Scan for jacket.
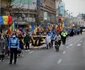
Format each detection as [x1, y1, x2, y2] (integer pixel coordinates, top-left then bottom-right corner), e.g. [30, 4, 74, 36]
[61, 31, 67, 37]
[45, 35, 51, 44]
[8, 38, 20, 49]
[0, 38, 7, 53]
[24, 34, 31, 43]
[55, 35, 61, 42]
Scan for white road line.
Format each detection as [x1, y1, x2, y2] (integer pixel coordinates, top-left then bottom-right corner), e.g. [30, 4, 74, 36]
[57, 59, 62, 64]
[66, 46, 69, 48]
[69, 44, 73, 46]
[29, 51, 34, 54]
[63, 51, 66, 54]
[77, 44, 81, 46]
[80, 41, 82, 42]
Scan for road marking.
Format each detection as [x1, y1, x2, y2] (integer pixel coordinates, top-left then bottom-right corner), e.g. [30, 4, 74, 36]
[29, 51, 34, 54]
[63, 51, 66, 54]
[80, 41, 82, 42]
[77, 44, 81, 46]
[66, 46, 69, 48]
[57, 59, 62, 64]
[69, 44, 73, 46]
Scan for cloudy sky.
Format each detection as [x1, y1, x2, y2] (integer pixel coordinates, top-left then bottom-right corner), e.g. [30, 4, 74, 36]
[63, 0, 85, 17]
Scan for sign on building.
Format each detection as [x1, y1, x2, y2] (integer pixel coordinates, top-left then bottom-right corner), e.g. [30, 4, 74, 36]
[12, 0, 37, 10]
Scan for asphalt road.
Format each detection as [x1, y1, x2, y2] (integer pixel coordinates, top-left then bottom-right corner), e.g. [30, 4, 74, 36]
[0, 33, 85, 70]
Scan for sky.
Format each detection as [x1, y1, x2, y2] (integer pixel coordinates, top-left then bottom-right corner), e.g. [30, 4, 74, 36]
[63, 0, 85, 17]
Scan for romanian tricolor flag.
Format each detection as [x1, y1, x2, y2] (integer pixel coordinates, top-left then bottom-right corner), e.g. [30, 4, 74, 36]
[0, 16, 12, 25]
[8, 23, 15, 35]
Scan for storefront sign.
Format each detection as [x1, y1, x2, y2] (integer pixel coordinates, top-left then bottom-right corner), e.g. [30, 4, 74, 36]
[12, 0, 37, 10]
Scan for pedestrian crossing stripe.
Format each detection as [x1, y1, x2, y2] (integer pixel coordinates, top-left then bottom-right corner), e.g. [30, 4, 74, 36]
[77, 44, 81, 46]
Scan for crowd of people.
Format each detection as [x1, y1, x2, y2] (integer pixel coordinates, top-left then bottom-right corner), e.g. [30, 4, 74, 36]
[0, 20, 83, 64]
[0, 30, 31, 64]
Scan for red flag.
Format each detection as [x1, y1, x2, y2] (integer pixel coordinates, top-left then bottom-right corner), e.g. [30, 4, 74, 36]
[57, 27, 62, 33]
[8, 28, 12, 35]
[8, 16, 12, 25]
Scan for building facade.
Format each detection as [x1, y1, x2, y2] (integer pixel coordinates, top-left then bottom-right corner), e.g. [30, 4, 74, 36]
[39, 0, 56, 24]
[76, 14, 85, 27]
[11, 0, 38, 25]
[0, 0, 56, 25]
[0, 0, 12, 15]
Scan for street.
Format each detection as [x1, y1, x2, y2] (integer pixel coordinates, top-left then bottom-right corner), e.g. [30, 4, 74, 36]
[0, 33, 85, 70]
[1, 0, 85, 70]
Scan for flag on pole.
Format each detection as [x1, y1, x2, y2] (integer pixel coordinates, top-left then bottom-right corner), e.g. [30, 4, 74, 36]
[0, 16, 13, 25]
[8, 23, 15, 35]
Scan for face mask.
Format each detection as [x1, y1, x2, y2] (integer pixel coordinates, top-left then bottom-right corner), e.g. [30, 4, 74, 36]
[12, 35, 16, 38]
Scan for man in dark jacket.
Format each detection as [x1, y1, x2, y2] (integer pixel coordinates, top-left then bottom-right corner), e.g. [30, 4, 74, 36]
[24, 32, 31, 51]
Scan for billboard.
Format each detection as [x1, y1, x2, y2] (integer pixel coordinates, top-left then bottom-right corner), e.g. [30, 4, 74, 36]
[11, 0, 37, 10]
[59, 2, 65, 16]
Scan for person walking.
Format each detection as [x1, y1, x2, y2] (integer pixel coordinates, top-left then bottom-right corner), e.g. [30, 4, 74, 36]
[8, 34, 20, 64]
[24, 32, 31, 51]
[18, 34, 24, 56]
[45, 33, 51, 49]
[51, 31, 56, 48]
[61, 29, 68, 45]
[0, 33, 7, 61]
[80, 28, 82, 34]
[54, 32, 61, 51]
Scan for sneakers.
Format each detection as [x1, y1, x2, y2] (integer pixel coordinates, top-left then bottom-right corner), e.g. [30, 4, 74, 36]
[25, 50, 30, 52]
[2, 60, 4, 62]
[0, 60, 4, 62]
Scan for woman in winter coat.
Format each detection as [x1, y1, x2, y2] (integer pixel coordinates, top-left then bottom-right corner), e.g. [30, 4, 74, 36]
[0, 34, 7, 61]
